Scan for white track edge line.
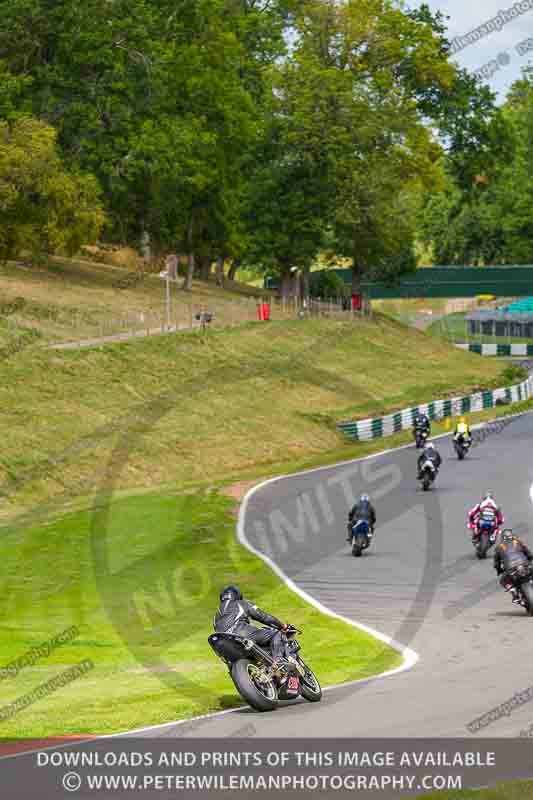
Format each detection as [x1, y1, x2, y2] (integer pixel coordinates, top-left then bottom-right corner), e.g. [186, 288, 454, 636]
[10, 408, 532, 755]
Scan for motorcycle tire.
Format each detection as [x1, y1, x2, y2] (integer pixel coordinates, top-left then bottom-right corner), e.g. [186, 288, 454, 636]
[521, 582, 533, 616]
[476, 536, 490, 559]
[231, 658, 278, 711]
[297, 659, 322, 703]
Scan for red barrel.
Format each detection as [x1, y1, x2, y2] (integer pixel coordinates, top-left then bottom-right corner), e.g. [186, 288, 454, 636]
[257, 303, 271, 321]
[351, 293, 362, 311]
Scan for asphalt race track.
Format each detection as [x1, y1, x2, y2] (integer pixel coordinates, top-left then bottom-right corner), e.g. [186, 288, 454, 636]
[148, 413, 533, 739]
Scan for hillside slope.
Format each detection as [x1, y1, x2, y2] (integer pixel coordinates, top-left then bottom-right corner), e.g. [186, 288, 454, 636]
[0, 315, 503, 519]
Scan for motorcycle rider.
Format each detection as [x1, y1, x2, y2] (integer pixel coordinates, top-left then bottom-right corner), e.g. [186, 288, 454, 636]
[413, 411, 431, 442]
[214, 586, 291, 673]
[346, 493, 376, 543]
[468, 492, 504, 542]
[453, 417, 473, 448]
[493, 530, 533, 604]
[417, 441, 442, 479]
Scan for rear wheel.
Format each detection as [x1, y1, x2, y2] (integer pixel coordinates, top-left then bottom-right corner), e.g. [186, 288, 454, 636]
[298, 660, 322, 702]
[521, 582, 533, 616]
[422, 476, 431, 491]
[352, 536, 365, 557]
[231, 659, 278, 711]
[477, 536, 490, 559]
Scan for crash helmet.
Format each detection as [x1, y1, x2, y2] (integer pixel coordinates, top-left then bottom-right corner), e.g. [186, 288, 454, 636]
[219, 585, 242, 602]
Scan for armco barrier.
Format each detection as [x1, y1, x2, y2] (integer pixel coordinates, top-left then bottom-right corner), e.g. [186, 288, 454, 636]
[337, 376, 533, 441]
[456, 343, 533, 357]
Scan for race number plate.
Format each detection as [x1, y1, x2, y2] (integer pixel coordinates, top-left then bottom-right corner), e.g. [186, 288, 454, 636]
[287, 676, 300, 695]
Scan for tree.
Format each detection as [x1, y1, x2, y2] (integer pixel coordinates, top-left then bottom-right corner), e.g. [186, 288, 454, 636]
[271, 0, 451, 293]
[0, 117, 105, 263]
[420, 69, 533, 266]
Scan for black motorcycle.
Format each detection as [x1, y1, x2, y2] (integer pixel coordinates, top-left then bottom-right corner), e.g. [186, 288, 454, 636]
[419, 459, 437, 491]
[208, 625, 322, 712]
[505, 563, 533, 616]
[414, 428, 429, 449]
[453, 434, 471, 461]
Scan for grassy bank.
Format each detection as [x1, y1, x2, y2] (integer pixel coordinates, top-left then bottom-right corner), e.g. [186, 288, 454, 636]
[0, 258, 273, 343]
[0, 316, 504, 519]
[0, 488, 400, 737]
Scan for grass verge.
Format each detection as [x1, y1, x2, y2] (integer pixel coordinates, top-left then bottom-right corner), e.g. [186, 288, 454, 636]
[0, 488, 400, 737]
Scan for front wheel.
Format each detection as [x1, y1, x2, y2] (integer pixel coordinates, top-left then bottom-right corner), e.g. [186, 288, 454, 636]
[231, 659, 278, 711]
[521, 582, 533, 616]
[298, 660, 322, 703]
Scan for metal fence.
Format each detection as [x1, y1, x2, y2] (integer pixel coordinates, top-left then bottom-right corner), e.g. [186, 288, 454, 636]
[45, 292, 372, 349]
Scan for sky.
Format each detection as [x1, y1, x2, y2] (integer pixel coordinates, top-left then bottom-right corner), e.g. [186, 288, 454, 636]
[412, 0, 533, 100]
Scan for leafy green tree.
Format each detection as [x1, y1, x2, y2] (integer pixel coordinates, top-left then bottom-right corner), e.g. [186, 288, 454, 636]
[0, 117, 105, 263]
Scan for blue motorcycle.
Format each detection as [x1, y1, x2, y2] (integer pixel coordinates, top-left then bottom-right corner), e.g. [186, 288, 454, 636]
[350, 518, 372, 557]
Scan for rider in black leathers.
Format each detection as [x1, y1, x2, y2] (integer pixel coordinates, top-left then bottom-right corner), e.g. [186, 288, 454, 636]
[214, 586, 289, 667]
[347, 494, 376, 542]
[413, 412, 431, 436]
[417, 442, 442, 479]
[494, 530, 533, 603]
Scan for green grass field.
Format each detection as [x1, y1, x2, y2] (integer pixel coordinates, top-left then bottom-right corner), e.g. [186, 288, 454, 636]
[0, 488, 400, 737]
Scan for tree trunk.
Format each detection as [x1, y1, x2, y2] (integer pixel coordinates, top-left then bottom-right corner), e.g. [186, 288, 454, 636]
[227, 258, 240, 281]
[352, 253, 364, 294]
[198, 255, 212, 282]
[215, 255, 225, 287]
[301, 265, 310, 301]
[280, 269, 294, 299]
[183, 212, 196, 291]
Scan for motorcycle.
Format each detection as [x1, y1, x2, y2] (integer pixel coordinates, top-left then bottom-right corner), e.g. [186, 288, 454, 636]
[419, 459, 437, 491]
[208, 625, 322, 712]
[349, 518, 372, 557]
[503, 563, 533, 616]
[453, 434, 472, 461]
[414, 428, 429, 449]
[472, 518, 498, 559]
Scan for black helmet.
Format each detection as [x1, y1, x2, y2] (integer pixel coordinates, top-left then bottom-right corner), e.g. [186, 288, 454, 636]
[502, 529, 514, 543]
[220, 585, 242, 601]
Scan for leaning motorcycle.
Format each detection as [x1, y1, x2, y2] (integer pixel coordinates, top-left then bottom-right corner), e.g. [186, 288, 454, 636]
[453, 434, 471, 461]
[414, 428, 429, 449]
[419, 459, 436, 491]
[208, 625, 322, 712]
[503, 563, 533, 616]
[472, 518, 498, 559]
[349, 518, 371, 557]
